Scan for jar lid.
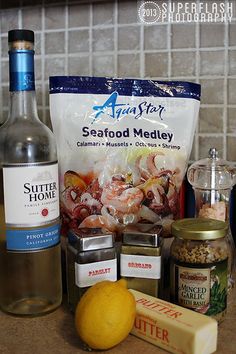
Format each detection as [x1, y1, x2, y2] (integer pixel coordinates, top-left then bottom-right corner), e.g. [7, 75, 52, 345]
[122, 224, 162, 247]
[187, 148, 236, 190]
[68, 228, 115, 251]
[171, 218, 228, 240]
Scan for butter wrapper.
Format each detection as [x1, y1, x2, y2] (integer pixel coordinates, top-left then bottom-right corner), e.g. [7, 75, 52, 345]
[130, 289, 217, 354]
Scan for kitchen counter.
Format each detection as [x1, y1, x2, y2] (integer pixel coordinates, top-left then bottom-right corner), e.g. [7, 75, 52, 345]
[0, 288, 235, 354]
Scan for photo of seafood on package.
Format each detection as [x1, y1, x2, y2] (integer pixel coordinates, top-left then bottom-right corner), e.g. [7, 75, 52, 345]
[49, 77, 201, 237]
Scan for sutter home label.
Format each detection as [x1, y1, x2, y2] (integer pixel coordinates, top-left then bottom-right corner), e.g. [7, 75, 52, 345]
[3, 163, 59, 225]
[3, 162, 60, 251]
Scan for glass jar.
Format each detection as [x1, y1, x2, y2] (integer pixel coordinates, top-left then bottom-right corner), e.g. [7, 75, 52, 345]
[66, 227, 117, 312]
[170, 218, 229, 322]
[187, 148, 236, 290]
[120, 224, 162, 297]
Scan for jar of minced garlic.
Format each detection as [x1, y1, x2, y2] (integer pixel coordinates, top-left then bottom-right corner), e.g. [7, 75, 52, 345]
[170, 218, 229, 322]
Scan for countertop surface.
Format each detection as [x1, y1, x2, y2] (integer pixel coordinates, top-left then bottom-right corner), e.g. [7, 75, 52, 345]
[0, 288, 235, 354]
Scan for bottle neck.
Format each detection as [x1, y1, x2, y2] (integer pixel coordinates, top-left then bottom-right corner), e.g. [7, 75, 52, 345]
[9, 48, 35, 92]
[8, 91, 38, 121]
[8, 46, 38, 121]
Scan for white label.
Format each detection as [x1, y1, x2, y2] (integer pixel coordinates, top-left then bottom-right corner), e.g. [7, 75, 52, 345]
[120, 254, 161, 279]
[50, 92, 200, 183]
[3, 163, 59, 226]
[75, 258, 117, 288]
[177, 265, 211, 309]
[50, 93, 199, 162]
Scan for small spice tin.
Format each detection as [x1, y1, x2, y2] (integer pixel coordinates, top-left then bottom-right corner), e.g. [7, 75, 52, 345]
[120, 224, 162, 297]
[66, 228, 117, 312]
[170, 218, 229, 322]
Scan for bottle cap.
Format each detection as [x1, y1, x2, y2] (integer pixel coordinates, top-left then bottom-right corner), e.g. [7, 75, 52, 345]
[68, 228, 115, 251]
[122, 224, 162, 247]
[171, 218, 228, 240]
[8, 29, 34, 43]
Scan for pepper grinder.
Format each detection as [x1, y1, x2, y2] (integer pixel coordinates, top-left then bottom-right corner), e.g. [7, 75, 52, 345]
[187, 148, 236, 290]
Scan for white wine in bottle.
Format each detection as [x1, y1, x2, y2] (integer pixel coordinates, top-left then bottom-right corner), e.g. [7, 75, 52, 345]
[0, 29, 62, 316]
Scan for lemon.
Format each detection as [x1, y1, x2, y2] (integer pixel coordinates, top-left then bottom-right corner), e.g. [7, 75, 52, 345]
[75, 279, 136, 350]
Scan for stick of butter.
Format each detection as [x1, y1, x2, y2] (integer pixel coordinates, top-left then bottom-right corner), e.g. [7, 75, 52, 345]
[130, 289, 218, 354]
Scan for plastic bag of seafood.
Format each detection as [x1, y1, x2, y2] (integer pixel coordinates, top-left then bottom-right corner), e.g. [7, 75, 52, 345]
[49, 77, 201, 237]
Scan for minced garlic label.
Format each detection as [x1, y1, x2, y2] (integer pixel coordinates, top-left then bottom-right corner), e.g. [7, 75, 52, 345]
[177, 265, 210, 308]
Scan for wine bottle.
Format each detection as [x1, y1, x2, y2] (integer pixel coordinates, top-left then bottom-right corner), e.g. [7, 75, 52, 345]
[0, 29, 62, 316]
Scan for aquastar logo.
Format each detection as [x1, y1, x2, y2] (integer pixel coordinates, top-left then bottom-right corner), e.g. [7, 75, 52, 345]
[92, 91, 165, 121]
